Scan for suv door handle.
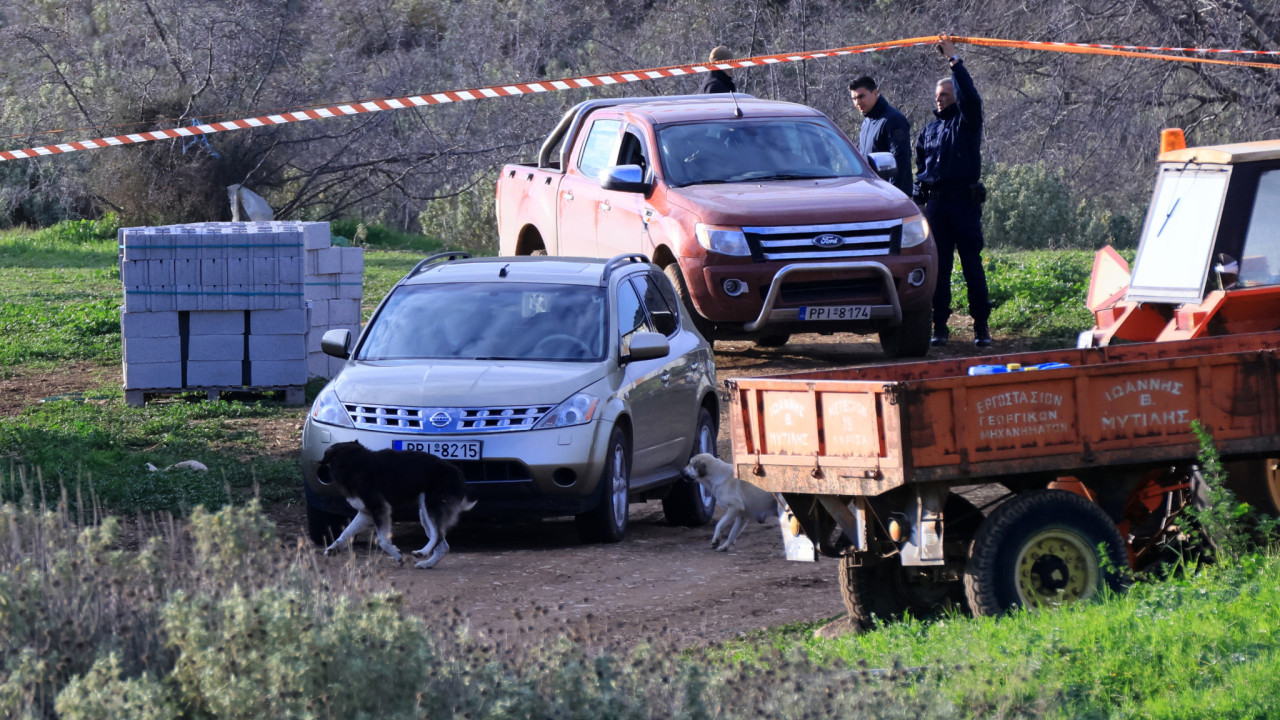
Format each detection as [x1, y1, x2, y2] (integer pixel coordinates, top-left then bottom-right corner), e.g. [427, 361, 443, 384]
[661, 372, 671, 385]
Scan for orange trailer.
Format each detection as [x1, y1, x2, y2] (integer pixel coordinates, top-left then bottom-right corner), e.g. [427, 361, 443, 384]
[728, 332, 1280, 626]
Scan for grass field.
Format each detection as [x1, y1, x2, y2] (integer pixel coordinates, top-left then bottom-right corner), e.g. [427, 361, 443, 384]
[0, 220, 1276, 718]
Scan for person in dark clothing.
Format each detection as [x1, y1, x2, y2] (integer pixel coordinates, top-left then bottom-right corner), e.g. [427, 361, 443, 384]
[699, 46, 736, 94]
[849, 76, 912, 196]
[914, 34, 992, 347]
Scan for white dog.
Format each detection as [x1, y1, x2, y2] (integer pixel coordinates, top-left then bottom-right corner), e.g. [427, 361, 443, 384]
[682, 453, 778, 551]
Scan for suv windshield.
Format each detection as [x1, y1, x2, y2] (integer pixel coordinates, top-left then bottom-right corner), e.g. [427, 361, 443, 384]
[658, 119, 866, 187]
[359, 282, 607, 361]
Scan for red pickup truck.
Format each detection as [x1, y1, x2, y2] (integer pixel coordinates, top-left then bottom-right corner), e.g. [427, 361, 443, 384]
[495, 95, 937, 357]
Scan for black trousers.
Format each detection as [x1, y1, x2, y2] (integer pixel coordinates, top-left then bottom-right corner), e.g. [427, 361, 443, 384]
[926, 196, 990, 331]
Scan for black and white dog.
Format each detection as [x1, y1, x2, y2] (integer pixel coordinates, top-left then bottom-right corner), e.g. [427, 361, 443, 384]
[317, 441, 476, 569]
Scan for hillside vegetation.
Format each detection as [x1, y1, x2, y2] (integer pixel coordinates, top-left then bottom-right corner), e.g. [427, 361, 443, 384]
[2, 0, 1276, 249]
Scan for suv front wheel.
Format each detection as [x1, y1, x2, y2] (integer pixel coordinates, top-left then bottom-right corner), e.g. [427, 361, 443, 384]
[576, 426, 631, 543]
[663, 407, 717, 526]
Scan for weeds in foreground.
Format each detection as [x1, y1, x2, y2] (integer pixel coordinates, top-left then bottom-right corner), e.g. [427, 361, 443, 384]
[0, 489, 970, 720]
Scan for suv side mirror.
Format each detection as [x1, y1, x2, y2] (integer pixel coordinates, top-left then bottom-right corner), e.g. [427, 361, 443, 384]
[623, 332, 669, 362]
[321, 329, 353, 359]
[868, 152, 897, 182]
[600, 164, 650, 194]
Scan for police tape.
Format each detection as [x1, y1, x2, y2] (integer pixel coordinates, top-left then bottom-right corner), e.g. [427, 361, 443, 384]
[2, 34, 1277, 163]
[958, 35, 1280, 69]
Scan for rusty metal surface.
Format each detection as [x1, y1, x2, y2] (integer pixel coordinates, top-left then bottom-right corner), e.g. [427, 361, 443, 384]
[727, 330, 1280, 497]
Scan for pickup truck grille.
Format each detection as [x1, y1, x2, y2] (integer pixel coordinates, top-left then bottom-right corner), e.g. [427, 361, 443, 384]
[742, 219, 901, 262]
[344, 403, 554, 433]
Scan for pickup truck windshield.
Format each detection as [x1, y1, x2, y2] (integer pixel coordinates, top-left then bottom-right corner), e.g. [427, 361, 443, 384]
[658, 119, 866, 187]
[359, 283, 607, 361]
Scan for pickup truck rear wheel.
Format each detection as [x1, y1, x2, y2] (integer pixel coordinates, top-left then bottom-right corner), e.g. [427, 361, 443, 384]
[879, 308, 932, 359]
[576, 426, 631, 543]
[663, 264, 716, 342]
[663, 407, 717, 527]
[963, 489, 1129, 616]
[754, 333, 790, 348]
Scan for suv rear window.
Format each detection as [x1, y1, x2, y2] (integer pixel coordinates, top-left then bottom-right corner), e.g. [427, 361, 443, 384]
[359, 282, 607, 361]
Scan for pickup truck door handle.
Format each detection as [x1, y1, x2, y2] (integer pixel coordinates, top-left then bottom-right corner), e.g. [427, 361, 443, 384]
[599, 200, 611, 212]
[563, 190, 574, 201]
[642, 209, 655, 225]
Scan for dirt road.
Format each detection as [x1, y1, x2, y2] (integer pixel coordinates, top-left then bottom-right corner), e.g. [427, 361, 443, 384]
[282, 331, 1028, 645]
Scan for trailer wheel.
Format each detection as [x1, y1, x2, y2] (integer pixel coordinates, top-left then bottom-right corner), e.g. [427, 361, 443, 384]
[839, 556, 961, 630]
[963, 489, 1129, 616]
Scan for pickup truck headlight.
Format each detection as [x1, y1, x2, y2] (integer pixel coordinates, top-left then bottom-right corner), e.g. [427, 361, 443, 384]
[901, 215, 930, 249]
[309, 385, 354, 428]
[533, 393, 600, 430]
[695, 224, 752, 257]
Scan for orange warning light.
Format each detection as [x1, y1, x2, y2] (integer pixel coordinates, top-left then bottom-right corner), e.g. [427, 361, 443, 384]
[1160, 128, 1187, 153]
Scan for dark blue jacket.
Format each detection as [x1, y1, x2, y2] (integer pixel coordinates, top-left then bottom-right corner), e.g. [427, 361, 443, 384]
[857, 95, 913, 195]
[699, 70, 736, 94]
[914, 60, 983, 195]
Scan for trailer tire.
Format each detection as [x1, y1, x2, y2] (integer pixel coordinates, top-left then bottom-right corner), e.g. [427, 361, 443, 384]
[963, 489, 1129, 616]
[838, 557, 964, 631]
[663, 263, 716, 342]
[879, 308, 932, 359]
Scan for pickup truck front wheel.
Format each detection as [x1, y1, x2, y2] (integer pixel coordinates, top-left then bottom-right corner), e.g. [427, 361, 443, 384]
[663, 264, 716, 342]
[878, 308, 931, 359]
[963, 489, 1129, 616]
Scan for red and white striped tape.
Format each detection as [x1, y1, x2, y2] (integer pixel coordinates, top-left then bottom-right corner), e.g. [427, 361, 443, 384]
[0, 37, 940, 162]
[3, 34, 1277, 162]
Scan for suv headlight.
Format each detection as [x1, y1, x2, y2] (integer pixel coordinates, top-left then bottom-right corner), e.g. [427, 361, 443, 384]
[533, 393, 599, 430]
[901, 215, 930, 249]
[695, 224, 751, 256]
[309, 385, 354, 428]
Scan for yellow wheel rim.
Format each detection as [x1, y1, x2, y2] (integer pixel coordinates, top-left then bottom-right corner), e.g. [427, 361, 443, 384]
[1013, 529, 1099, 608]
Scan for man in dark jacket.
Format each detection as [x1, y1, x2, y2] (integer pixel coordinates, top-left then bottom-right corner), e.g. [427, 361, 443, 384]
[914, 34, 992, 347]
[849, 76, 912, 195]
[699, 46, 736, 94]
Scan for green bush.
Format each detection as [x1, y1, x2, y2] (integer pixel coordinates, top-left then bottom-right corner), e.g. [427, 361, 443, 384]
[417, 176, 498, 256]
[983, 162, 1141, 250]
[328, 218, 443, 253]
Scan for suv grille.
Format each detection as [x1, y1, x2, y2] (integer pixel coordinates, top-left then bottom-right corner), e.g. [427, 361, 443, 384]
[743, 220, 902, 262]
[344, 403, 554, 434]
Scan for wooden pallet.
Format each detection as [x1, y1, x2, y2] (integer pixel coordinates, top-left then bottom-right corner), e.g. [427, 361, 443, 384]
[125, 385, 305, 407]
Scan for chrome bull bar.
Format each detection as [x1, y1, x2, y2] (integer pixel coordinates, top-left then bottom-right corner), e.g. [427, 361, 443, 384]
[742, 261, 902, 333]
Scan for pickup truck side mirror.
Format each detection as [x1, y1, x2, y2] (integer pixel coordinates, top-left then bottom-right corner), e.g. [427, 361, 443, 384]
[868, 152, 897, 182]
[321, 329, 353, 359]
[623, 331, 669, 362]
[600, 164, 650, 194]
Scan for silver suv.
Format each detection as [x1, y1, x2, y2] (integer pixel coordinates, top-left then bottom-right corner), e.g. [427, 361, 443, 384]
[301, 252, 720, 544]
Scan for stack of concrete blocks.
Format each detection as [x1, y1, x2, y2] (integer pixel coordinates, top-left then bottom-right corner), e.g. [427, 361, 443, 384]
[118, 221, 363, 406]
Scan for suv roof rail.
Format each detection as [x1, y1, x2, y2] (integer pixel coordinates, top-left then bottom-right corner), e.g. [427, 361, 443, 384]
[405, 251, 473, 280]
[601, 253, 650, 285]
[539, 93, 756, 169]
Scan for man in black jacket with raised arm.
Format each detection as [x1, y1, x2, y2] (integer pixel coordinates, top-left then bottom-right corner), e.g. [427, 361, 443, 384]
[914, 33, 992, 347]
